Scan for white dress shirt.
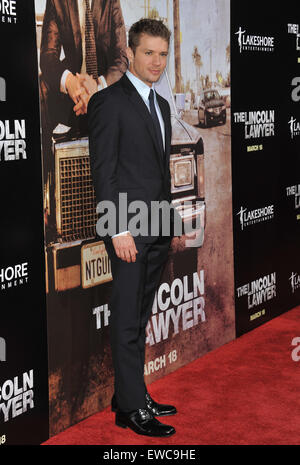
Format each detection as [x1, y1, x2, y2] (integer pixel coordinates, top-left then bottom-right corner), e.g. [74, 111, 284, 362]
[125, 69, 165, 150]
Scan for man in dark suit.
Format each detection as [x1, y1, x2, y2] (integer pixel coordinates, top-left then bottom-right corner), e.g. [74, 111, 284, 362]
[39, 0, 127, 139]
[88, 19, 177, 437]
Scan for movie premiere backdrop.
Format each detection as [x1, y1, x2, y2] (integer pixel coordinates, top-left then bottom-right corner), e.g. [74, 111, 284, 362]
[0, 0, 299, 445]
[34, 0, 234, 437]
[0, 0, 49, 444]
[231, 1, 300, 336]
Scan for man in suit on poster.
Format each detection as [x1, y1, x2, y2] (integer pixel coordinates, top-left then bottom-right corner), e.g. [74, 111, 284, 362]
[39, 0, 127, 146]
[88, 18, 178, 437]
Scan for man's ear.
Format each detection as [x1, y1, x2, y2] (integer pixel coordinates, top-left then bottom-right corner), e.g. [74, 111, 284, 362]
[126, 46, 134, 63]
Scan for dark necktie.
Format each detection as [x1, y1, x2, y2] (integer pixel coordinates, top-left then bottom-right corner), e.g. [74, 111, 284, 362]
[148, 88, 164, 158]
[85, 0, 98, 80]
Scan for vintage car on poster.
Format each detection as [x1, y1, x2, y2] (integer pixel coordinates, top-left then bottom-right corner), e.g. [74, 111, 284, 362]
[197, 88, 227, 127]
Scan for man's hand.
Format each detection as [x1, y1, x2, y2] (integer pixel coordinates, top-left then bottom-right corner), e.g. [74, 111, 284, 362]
[77, 73, 98, 96]
[65, 72, 82, 105]
[73, 90, 89, 116]
[72, 73, 98, 116]
[112, 232, 138, 263]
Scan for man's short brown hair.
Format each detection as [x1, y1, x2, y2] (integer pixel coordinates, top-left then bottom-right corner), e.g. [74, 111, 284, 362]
[128, 18, 171, 54]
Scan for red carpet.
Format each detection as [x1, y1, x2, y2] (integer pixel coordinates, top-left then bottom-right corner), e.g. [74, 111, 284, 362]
[44, 306, 300, 445]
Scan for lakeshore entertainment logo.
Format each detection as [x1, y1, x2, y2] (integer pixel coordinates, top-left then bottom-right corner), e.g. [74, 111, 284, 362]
[0, 0, 17, 24]
[236, 204, 274, 230]
[236, 272, 276, 310]
[0, 77, 5, 102]
[233, 110, 275, 139]
[0, 119, 27, 161]
[0, 262, 29, 291]
[289, 272, 300, 293]
[286, 184, 300, 210]
[287, 23, 300, 51]
[288, 116, 300, 139]
[0, 337, 5, 362]
[235, 27, 274, 53]
[0, 370, 34, 422]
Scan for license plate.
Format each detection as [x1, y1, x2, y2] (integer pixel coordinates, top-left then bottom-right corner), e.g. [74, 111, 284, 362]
[81, 241, 112, 288]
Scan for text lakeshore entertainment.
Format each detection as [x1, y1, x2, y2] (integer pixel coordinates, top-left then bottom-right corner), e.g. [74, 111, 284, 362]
[0, 0, 17, 24]
[235, 28, 274, 53]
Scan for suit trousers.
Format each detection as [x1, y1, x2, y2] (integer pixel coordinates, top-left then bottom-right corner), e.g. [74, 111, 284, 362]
[104, 234, 172, 412]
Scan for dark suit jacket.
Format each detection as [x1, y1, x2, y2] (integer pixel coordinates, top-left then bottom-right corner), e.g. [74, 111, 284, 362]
[40, 0, 128, 93]
[87, 73, 173, 243]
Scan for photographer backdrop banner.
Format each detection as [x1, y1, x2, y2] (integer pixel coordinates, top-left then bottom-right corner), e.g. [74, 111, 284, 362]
[34, 0, 234, 437]
[0, 0, 49, 445]
[231, 0, 300, 336]
[1, 0, 300, 444]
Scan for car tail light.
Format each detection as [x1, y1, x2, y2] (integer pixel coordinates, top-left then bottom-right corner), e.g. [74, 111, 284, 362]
[170, 153, 194, 193]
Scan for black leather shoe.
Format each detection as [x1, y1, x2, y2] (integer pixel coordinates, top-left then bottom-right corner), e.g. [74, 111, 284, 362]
[111, 392, 177, 416]
[145, 392, 177, 417]
[115, 408, 175, 437]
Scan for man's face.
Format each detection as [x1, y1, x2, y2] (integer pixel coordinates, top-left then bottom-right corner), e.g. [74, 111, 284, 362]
[127, 33, 169, 87]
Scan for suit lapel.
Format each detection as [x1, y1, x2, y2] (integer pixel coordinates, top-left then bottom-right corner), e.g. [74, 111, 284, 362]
[92, 0, 100, 32]
[121, 75, 165, 174]
[156, 94, 171, 171]
[67, 0, 82, 57]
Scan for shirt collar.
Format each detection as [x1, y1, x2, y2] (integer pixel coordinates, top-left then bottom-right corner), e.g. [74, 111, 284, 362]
[126, 70, 155, 102]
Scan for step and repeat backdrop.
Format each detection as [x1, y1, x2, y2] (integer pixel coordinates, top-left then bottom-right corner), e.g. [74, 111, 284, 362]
[0, 0, 299, 445]
[0, 0, 49, 445]
[231, 1, 300, 335]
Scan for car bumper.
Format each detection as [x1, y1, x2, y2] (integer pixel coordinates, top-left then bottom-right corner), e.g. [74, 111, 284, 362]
[172, 196, 206, 247]
[207, 110, 226, 122]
